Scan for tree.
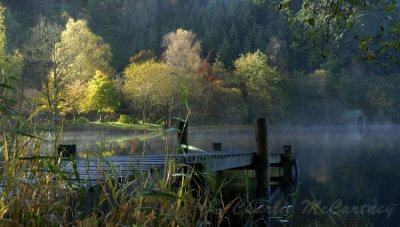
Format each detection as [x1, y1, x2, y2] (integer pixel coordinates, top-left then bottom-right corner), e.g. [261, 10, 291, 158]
[23, 17, 63, 127]
[162, 28, 202, 72]
[129, 50, 157, 64]
[59, 79, 86, 122]
[24, 17, 113, 125]
[0, 4, 23, 123]
[81, 71, 120, 121]
[23, 17, 62, 89]
[58, 18, 113, 82]
[123, 60, 178, 122]
[233, 50, 282, 120]
[280, 0, 400, 62]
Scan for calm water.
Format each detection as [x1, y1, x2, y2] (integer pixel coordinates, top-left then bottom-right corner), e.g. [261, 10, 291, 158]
[59, 125, 399, 226]
[273, 125, 400, 226]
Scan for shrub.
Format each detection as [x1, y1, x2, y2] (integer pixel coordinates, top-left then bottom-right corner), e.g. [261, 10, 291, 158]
[76, 116, 89, 124]
[117, 114, 137, 124]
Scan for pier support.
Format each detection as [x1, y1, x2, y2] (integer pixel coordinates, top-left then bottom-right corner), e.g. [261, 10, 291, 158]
[213, 142, 224, 193]
[254, 118, 270, 226]
[282, 145, 295, 199]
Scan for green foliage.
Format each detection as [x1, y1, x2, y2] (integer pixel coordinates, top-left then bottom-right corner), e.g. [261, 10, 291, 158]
[81, 70, 120, 120]
[76, 116, 89, 124]
[59, 79, 87, 121]
[58, 18, 113, 82]
[123, 60, 177, 122]
[117, 114, 137, 124]
[281, 0, 400, 64]
[0, 4, 5, 55]
[233, 50, 281, 120]
[204, 81, 248, 124]
[234, 50, 278, 90]
[129, 49, 157, 64]
[0, 4, 24, 125]
[281, 0, 368, 46]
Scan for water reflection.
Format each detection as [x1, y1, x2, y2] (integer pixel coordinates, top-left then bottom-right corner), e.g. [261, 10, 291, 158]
[282, 125, 400, 226]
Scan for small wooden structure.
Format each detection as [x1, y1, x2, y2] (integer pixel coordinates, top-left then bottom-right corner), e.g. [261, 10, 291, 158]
[343, 110, 366, 134]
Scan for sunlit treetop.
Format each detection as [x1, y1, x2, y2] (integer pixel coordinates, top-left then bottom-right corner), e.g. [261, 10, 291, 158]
[58, 18, 113, 82]
[162, 28, 202, 72]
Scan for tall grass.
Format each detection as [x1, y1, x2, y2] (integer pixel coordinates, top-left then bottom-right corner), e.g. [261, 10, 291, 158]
[0, 123, 76, 225]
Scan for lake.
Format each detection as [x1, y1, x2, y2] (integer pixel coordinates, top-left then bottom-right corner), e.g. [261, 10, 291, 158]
[56, 124, 399, 226]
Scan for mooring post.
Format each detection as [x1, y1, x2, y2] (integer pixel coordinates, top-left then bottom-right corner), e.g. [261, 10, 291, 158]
[282, 145, 294, 199]
[57, 144, 76, 158]
[177, 120, 188, 153]
[212, 142, 224, 193]
[212, 142, 222, 151]
[254, 118, 270, 226]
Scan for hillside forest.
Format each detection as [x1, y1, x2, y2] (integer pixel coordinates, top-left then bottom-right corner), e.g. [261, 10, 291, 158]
[1, 0, 400, 126]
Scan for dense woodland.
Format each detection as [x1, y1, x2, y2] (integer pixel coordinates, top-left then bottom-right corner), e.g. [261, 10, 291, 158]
[1, 0, 400, 126]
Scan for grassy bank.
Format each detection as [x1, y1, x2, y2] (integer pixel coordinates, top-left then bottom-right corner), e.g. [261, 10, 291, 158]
[64, 121, 163, 132]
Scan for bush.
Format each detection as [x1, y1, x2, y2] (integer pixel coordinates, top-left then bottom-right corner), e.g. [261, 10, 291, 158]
[76, 116, 89, 124]
[117, 114, 137, 124]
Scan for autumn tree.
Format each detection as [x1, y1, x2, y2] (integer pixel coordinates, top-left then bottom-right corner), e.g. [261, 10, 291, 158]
[123, 60, 178, 122]
[81, 71, 120, 121]
[24, 17, 113, 125]
[233, 50, 282, 120]
[59, 79, 86, 122]
[58, 18, 113, 82]
[161, 28, 206, 121]
[162, 28, 202, 73]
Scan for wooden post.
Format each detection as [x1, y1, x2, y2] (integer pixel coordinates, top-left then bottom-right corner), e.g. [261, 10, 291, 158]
[282, 145, 294, 199]
[177, 120, 188, 153]
[212, 142, 222, 151]
[213, 142, 223, 194]
[254, 118, 269, 226]
[58, 144, 76, 158]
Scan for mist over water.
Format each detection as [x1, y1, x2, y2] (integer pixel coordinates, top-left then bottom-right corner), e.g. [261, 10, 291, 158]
[58, 124, 400, 225]
[273, 124, 400, 225]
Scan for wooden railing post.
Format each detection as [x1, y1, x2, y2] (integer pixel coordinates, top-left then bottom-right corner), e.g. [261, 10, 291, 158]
[177, 120, 188, 153]
[282, 145, 294, 199]
[254, 118, 270, 226]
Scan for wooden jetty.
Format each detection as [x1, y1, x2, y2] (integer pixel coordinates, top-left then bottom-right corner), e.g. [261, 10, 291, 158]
[58, 118, 299, 225]
[59, 119, 298, 188]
